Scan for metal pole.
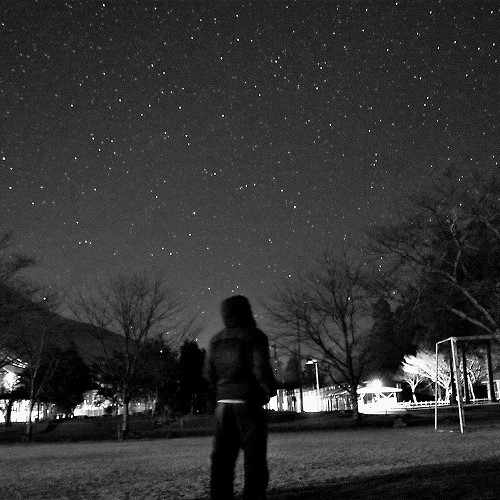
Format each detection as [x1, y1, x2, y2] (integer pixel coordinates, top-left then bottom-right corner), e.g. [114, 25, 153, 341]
[296, 318, 303, 413]
[486, 340, 496, 402]
[314, 361, 320, 411]
[434, 342, 439, 431]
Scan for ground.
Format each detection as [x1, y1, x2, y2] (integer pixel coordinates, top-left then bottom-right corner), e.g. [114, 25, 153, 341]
[1, 406, 500, 498]
[268, 459, 500, 499]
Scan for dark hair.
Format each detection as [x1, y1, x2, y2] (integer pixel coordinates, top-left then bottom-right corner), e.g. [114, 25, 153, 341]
[220, 295, 256, 328]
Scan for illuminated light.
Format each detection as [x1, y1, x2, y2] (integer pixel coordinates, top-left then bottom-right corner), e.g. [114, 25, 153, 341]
[3, 371, 18, 391]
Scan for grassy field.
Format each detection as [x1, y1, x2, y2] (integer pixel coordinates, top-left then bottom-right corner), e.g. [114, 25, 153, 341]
[1, 424, 500, 499]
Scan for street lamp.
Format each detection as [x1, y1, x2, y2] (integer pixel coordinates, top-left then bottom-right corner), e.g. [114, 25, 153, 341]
[306, 359, 320, 411]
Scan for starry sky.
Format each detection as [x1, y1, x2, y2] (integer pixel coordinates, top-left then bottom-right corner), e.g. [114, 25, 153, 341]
[2, 1, 499, 346]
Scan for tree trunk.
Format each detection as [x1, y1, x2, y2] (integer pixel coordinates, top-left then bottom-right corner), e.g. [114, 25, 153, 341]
[445, 385, 451, 403]
[151, 394, 157, 416]
[119, 392, 130, 440]
[449, 358, 457, 405]
[350, 386, 360, 422]
[462, 346, 470, 404]
[5, 398, 14, 427]
[468, 378, 476, 401]
[25, 401, 35, 442]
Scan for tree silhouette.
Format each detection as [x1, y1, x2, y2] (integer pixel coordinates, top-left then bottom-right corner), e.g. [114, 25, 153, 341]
[176, 340, 208, 414]
[71, 271, 182, 439]
[266, 249, 380, 421]
[36, 344, 93, 417]
[369, 168, 500, 339]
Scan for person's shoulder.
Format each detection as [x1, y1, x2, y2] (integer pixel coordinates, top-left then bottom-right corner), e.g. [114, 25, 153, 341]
[251, 327, 270, 346]
[239, 326, 267, 339]
[210, 326, 268, 344]
[209, 327, 246, 344]
[254, 327, 268, 339]
[209, 328, 229, 344]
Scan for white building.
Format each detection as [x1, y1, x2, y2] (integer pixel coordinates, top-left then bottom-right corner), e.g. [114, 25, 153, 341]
[267, 382, 405, 414]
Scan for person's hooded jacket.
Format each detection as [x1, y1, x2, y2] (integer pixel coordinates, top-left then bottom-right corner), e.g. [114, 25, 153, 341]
[206, 296, 277, 406]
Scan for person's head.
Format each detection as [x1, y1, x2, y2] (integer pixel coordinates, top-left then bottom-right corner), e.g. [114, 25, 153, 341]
[220, 295, 256, 328]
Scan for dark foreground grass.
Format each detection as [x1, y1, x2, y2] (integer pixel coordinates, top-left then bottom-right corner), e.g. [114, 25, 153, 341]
[268, 459, 500, 499]
[2, 425, 500, 499]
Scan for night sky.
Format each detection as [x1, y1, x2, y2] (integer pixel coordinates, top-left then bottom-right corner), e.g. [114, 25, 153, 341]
[2, 1, 499, 345]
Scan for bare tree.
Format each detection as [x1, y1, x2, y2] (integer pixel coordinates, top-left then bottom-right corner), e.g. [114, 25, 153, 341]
[398, 366, 423, 404]
[401, 350, 452, 402]
[171, 314, 204, 350]
[398, 358, 429, 404]
[0, 285, 62, 437]
[71, 271, 183, 439]
[369, 168, 500, 339]
[0, 231, 64, 435]
[265, 250, 379, 421]
[16, 308, 62, 439]
[460, 349, 490, 401]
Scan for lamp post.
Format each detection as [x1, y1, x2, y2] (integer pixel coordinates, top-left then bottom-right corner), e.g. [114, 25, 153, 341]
[296, 318, 304, 412]
[306, 359, 320, 411]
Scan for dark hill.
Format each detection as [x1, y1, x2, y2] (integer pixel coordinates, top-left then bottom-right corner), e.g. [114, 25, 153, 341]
[48, 317, 125, 364]
[0, 282, 124, 365]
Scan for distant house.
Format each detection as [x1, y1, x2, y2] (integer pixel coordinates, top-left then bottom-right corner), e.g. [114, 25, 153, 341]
[267, 385, 353, 413]
[357, 384, 405, 414]
[267, 383, 405, 414]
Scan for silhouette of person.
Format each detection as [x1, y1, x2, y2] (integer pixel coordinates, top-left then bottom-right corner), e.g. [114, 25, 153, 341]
[206, 295, 277, 500]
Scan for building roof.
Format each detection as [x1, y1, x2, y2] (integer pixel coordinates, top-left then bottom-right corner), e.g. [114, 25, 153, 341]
[357, 386, 402, 395]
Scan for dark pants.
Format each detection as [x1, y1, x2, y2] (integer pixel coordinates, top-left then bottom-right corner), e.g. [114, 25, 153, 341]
[210, 402, 269, 500]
